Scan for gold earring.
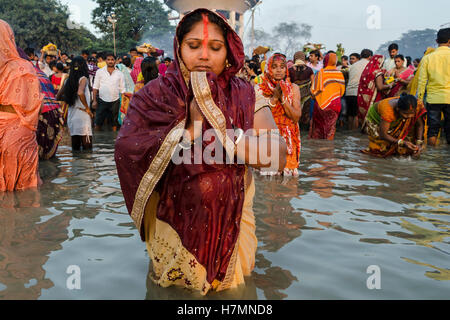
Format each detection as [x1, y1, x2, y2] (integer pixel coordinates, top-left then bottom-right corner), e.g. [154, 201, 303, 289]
[225, 59, 231, 68]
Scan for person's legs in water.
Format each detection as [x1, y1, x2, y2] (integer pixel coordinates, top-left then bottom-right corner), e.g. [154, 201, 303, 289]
[442, 104, 450, 144]
[111, 99, 121, 132]
[426, 103, 443, 146]
[72, 135, 82, 151]
[95, 99, 109, 131]
[82, 135, 93, 150]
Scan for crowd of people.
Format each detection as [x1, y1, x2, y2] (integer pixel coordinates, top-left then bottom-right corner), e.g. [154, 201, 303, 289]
[0, 10, 449, 296]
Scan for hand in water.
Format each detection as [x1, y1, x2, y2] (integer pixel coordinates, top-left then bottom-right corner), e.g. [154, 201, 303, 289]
[404, 141, 418, 152]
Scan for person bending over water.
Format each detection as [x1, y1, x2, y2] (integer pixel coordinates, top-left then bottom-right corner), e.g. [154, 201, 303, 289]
[362, 93, 426, 158]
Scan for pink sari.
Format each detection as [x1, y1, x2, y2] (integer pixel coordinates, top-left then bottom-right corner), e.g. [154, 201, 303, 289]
[0, 20, 43, 191]
[388, 66, 415, 97]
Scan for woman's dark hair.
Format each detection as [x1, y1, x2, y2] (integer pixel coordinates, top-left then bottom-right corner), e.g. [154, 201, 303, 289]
[63, 56, 90, 106]
[394, 54, 405, 61]
[176, 10, 228, 43]
[397, 93, 417, 111]
[56, 62, 64, 71]
[122, 56, 132, 68]
[141, 56, 159, 85]
[405, 56, 412, 67]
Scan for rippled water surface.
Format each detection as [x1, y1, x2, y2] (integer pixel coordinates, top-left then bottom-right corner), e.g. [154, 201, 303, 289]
[1, 130, 449, 299]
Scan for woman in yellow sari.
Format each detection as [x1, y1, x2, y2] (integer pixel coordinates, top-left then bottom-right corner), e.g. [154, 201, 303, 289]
[362, 93, 426, 158]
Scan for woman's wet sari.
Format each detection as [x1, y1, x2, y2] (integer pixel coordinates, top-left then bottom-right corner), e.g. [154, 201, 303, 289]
[115, 9, 258, 295]
[255, 53, 301, 175]
[309, 53, 345, 140]
[0, 20, 43, 192]
[362, 97, 427, 157]
[388, 66, 415, 97]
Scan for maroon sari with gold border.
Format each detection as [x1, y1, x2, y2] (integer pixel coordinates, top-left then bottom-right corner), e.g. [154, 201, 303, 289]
[115, 9, 256, 294]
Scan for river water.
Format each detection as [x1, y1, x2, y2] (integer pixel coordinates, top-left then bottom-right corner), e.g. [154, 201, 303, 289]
[0, 130, 449, 299]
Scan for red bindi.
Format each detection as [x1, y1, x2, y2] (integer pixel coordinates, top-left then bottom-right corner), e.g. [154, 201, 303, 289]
[202, 13, 209, 59]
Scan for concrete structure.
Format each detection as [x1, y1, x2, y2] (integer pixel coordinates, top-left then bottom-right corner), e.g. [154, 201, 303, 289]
[164, 0, 259, 39]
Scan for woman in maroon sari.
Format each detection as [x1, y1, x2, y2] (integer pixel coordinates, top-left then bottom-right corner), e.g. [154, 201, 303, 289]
[115, 9, 286, 295]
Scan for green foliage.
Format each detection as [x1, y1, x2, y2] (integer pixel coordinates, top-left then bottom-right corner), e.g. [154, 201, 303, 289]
[376, 29, 438, 60]
[0, 0, 97, 53]
[91, 0, 174, 52]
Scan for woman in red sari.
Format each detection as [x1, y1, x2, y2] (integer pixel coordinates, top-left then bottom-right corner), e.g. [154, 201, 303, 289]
[115, 9, 287, 295]
[255, 53, 302, 176]
[357, 55, 394, 125]
[309, 52, 345, 140]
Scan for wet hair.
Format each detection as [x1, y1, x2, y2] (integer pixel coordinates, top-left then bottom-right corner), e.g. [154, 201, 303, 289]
[349, 53, 360, 60]
[360, 49, 373, 59]
[141, 56, 159, 85]
[397, 93, 417, 112]
[177, 10, 228, 43]
[122, 56, 132, 68]
[394, 54, 405, 61]
[63, 56, 90, 106]
[388, 43, 399, 51]
[437, 28, 450, 44]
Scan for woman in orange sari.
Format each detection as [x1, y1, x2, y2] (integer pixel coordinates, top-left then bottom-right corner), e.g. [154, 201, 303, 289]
[309, 52, 345, 140]
[0, 20, 43, 191]
[362, 93, 426, 158]
[255, 53, 302, 176]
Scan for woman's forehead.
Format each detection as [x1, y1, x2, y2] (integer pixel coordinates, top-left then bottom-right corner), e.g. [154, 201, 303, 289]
[184, 21, 225, 39]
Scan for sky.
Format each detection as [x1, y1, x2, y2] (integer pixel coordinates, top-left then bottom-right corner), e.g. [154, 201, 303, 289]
[62, 0, 450, 55]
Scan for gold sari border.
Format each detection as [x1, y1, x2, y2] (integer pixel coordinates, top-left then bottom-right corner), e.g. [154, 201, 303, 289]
[190, 72, 235, 159]
[131, 119, 186, 236]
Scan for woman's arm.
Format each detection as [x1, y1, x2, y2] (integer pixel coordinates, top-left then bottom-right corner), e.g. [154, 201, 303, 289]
[379, 120, 418, 151]
[281, 84, 302, 123]
[78, 78, 93, 117]
[235, 107, 287, 172]
[375, 74, 393, 92]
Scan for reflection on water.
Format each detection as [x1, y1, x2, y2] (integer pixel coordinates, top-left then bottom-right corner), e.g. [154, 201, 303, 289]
[0, 131, 449, 299]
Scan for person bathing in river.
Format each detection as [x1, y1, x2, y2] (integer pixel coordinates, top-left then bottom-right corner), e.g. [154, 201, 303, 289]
[115, 9, 286, 296]
[362, 93, 426, 158]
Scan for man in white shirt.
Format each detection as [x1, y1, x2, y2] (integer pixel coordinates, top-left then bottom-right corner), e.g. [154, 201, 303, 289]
[345, 49, 373, 130]
[92, 53, 125, 131]
[382, 43, 407, 71]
